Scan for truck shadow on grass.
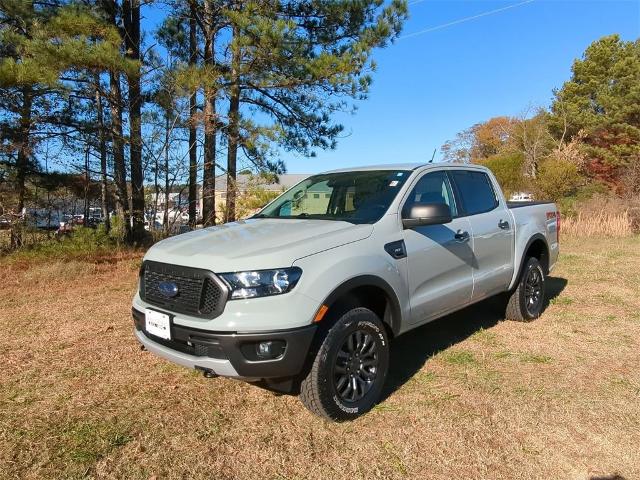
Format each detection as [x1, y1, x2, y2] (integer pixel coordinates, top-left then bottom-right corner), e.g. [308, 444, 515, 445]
[380, 276, 567, 402]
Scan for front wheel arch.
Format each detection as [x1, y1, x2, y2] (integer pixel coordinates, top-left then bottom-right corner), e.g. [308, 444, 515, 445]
[318, 275, 402, 337]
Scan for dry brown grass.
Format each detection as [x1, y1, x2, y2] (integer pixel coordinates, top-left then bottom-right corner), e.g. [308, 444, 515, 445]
[1, 237, 639, 479]
[563, 211, 634, 238]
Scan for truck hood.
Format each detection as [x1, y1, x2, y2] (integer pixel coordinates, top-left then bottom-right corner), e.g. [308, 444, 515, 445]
[144, 218, 373, 272]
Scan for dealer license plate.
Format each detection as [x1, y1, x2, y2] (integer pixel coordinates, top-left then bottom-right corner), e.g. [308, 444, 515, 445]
[145, 308, 171, 340]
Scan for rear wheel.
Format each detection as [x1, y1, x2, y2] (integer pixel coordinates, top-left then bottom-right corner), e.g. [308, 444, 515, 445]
[299, 307, 389, 421]
[505, 257, 546, 322]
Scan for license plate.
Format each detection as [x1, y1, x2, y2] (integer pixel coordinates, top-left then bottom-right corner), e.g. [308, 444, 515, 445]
[145, 308, 171, 340]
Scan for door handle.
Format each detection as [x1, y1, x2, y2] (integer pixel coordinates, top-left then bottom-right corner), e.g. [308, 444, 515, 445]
[454, 230, 470, 242]
[498, 219, 510, 230]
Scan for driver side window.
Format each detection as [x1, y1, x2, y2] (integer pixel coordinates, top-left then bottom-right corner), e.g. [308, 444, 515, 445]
[403, 171, 458, 217]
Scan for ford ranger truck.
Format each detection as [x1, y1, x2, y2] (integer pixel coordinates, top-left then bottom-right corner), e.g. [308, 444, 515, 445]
[132, 163, 559, 421]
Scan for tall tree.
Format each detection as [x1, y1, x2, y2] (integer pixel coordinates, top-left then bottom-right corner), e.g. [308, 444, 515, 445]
[199, 0, 220, 226]
[220, 0, 409, 221]
[550, 35, 640, 188]
[225, 20, 240, 222]
[123, 0, 146, 242]
[93, 74, 110, 232]
[188, 2, 199, 228]
[0, 0, 130, 245]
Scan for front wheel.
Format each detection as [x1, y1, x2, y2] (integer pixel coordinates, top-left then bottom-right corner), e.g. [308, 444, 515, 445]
[299, 307, 389, 421]
[505, 256, 546, 322]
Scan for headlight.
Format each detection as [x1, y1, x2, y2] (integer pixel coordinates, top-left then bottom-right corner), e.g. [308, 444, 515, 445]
[219, 267, 302, 300]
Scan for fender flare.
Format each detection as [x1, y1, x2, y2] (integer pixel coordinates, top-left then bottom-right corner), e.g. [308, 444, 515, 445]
[512, 233, 550, 289]
[320, 275, 403, 336]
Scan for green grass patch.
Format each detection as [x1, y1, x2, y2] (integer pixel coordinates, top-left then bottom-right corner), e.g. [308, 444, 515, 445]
[474, 368, 503, 393]
[558, 253, 581, 264]
[609, 377, 640, 395]
[471, 328, 500, 347]
[595, 292, 624, 306]
[441, 350, 477, 366]
[494, 351, 552, 364]
[55, 418, 133, 470]
[518, 353, 552, 364]
[381, 441, 408, 476]
[494, 350, 513, 359]
[372, 403, 400, 413]
[551, 296, 574, 306]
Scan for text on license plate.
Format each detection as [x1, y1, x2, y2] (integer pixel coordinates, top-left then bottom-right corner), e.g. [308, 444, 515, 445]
[145, 308, 171, 340]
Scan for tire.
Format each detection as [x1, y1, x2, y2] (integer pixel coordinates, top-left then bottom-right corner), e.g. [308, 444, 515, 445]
[505, 256, 546, 322]
[299, 307, 389, 421]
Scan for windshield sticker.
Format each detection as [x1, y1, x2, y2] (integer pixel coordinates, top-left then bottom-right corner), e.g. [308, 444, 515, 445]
[396, 172, 404, 176]
[389, 180, 399, 187]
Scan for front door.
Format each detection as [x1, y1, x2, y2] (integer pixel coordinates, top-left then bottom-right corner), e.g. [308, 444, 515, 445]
[402, 171, 475, 324]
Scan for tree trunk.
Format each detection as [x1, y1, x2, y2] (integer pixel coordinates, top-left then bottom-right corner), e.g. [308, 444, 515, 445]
[11, 86, 33, 249]
[201, 0, 217, 226]
[95, 77, 110, 232]
[109, 70, 131, 237]
[15, 86, 32, 216]
[153, 138, 159, 232]
[84, 146, 90, 223]
[226, 24, 241, 223]
[163, 112, 170, 235]
[188, 4, 198, 229]
[123, 0, 145, 243]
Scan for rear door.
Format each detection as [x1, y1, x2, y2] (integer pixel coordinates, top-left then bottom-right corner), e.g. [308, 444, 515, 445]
[449, 169, 514, 300]
[401, 170, 474, 324]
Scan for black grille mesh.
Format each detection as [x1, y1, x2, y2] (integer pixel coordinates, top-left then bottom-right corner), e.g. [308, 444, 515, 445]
[142, 262, 226, 318]
[201, 278, 223, 314]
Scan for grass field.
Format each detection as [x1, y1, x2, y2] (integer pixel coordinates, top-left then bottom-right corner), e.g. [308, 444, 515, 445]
[1, 237, 639, 479]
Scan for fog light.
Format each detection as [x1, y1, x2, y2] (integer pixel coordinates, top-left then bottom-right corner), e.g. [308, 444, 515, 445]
[255, 340, 285, 359]
[257, 341, 273, 357]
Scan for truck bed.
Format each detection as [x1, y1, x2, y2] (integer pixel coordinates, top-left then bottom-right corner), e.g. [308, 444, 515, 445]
[507, 201, 554, 209]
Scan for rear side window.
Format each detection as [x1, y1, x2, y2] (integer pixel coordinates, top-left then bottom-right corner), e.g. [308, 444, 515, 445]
[450, 170, 498, 216]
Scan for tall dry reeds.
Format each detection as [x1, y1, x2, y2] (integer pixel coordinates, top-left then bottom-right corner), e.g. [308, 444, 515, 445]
[562, 210, 634, 237]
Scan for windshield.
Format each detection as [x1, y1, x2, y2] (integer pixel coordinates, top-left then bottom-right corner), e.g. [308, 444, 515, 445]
[255, 170, 411, 224]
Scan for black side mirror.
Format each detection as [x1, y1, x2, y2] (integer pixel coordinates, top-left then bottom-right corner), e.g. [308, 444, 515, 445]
[402, 202, 452, 229]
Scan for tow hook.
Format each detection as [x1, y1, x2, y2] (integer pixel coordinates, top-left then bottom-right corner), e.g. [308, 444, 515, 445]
[196, 366, 218, 378]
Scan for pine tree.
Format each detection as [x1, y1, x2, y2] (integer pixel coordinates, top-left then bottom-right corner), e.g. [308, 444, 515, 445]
[0, 0, 131, 246]
[220, 0, 409, 221]
[550, 35, 640, 187]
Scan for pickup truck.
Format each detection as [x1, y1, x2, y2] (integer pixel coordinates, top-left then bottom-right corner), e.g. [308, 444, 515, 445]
[132, 163, 559, 421]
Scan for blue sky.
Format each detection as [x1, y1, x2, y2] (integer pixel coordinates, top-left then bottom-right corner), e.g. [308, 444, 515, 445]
[277, 0, 640, 173]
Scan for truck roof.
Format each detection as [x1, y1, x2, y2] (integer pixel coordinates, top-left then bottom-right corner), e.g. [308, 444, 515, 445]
[323, 162, 489, 174]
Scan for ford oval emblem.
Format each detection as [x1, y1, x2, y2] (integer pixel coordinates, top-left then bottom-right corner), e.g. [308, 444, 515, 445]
[158, 281, 179, 298]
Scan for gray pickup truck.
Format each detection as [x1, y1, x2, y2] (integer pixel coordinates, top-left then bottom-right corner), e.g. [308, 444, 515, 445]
[133, 163, 559, 421]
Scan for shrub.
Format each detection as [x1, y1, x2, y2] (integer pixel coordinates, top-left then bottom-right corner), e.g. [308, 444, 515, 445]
[535, 158, 583, 201]
[480, 152, 528, 199]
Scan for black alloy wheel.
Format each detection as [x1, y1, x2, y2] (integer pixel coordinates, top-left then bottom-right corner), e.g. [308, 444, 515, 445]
[333, 330, 379, 403]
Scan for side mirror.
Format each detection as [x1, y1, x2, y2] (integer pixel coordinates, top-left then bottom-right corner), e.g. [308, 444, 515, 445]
[402, 203, 452, 229]
[278, 200, 292, 216]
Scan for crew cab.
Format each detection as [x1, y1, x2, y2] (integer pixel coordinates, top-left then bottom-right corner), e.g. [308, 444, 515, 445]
[132, 163, 559, 421]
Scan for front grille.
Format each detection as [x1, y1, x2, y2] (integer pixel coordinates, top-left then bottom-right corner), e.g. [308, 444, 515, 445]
[141, 261, 228, 318]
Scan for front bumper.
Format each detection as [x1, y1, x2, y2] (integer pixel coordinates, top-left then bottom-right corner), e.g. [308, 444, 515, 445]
[133, 308, 317, 379]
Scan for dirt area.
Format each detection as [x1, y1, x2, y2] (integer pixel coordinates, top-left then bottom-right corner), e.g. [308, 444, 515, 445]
[1, 237, 639, 479]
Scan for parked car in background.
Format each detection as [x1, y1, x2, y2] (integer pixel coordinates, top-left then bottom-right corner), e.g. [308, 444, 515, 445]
[133, 163, 560, 421]
[0, 215, 11, 230]
[23, 208, 64, 230]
